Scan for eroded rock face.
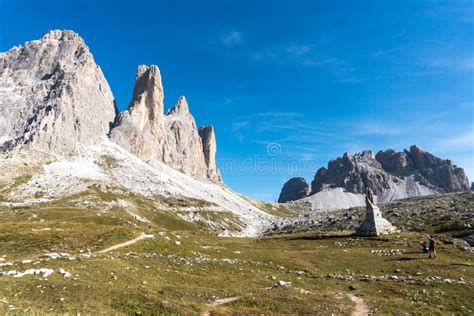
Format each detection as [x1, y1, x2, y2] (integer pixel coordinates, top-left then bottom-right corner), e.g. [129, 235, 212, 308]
[376, 145, 470, 193]
[110, 65, 221, 182]
[310, 150, 392, 196]
[304, 145, 469, 201]
[278, 177, 310, 203]
[0, 30, 116, 153]
[0, 30, 221, 183]
[374, 149, 413, 175]
[199, 126, 221, 182]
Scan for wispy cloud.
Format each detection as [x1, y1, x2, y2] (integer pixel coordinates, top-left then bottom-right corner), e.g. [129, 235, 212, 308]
[229, 108, 474, 180]
[250, 43, 364, 83]
[225, 95, 243, 105]
[251, 44, 314, 64]
[425, 2, 474, 24]
[420, 56, 474, 72]
[221, 31, 243, 47]
[285, 44, 313, 57]
[433, 130, 474, 152]
[231, 120, 250, 132]
[355, 121, 403, 136]
[370, 41, 474, 78]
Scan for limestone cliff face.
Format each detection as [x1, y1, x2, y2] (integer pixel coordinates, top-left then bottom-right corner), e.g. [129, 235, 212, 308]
[376, 145, 470, 193]
[310, 146, 469, 197]
[0, 31, 221, 183]
[110, 65, 221, 182]
[311, 150, 392, 196]
[198, 125, 221, 182]
[0, 30, 116, 153]
[278, 145, 470, 204]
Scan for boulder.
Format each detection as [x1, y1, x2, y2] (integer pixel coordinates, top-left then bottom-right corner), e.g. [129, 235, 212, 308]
[278, 177, 310, 203]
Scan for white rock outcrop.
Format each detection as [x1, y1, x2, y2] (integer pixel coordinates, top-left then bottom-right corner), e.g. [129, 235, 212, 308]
[0, 30, 116, 153]
[110, 65, 221, 182]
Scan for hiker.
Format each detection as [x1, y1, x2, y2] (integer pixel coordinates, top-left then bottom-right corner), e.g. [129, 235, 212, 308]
[427, 235, 437, 259]
[421, 241, 428, 253]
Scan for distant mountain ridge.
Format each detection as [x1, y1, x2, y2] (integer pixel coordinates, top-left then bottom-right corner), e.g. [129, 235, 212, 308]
[278, 145, 470, 207]
[0, 30, 220, 182]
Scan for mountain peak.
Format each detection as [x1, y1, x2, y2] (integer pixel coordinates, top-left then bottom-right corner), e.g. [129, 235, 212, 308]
[110, 66, 221, 182]
[167, 96, 190, 116]
[409, 144, 423, 153]
[127, 64, 164, 126]
[42, 29, 81, 41]
[0, 30, 115, 153]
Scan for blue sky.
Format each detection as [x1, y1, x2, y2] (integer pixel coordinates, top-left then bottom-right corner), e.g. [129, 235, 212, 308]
[2, 0, 473, 201]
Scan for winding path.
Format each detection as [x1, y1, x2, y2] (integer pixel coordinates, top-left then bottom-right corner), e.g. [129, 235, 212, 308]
[97, 233, 154, 254]
[348, 295, 369, 316]
[201, 297, 241, 316]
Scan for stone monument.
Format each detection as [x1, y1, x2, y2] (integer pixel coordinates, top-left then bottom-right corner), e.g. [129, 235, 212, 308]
[356, 187, 397, 236]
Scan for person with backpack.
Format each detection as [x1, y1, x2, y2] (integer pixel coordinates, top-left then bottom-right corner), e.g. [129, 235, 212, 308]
[427, 235, 437, 259]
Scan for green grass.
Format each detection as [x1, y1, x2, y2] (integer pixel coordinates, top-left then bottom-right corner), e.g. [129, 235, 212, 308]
[0, 193, 473, 314]
[255, 201, 300, 217]
[99, 155, 120, 169]
[13, 174, 32, 187]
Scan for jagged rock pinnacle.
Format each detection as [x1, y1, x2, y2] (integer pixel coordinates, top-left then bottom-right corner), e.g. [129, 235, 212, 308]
[0, 31, 222, 183]
[110, 65, 221, 182]
[0, 30, 116, 153]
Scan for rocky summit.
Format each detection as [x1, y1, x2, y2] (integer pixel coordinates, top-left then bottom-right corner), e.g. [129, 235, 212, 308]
[375, 145, 469, 193]
[278, 177, 310, 203]
[110, 65, 221, 182]
[0, 30, 220, 182]
[0, 30, 116, 153]
[0, 30, 268, 237]
[278, 145, 470, 206]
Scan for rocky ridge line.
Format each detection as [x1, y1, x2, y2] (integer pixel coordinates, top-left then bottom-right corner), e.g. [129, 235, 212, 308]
[109, 65, 221, 182]
[279, 145, 470, 204]
[0, 30, 221, 182]
[0, 30, 116, 153]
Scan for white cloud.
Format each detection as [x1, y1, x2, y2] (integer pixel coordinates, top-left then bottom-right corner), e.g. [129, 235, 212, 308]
[225, 95, 243, 105]
[285, 45, 312, 57]
[433, 131, 474, 152]
[232, 120, 250, 132]
[251, 44, 313, 63]
[421, 56, 474, 72]
[221, 31, 243, 47]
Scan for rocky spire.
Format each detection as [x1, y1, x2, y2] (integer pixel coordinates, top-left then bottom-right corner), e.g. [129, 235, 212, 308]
[0, 29, 222, 183]
[0, 30, 116, 153]
[167, 96, 198, 129]
[167, 96, 189, 115]
[127, 65, 164, 130]
[110, 65, 222, 182]
[198, 125, 221, 182]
